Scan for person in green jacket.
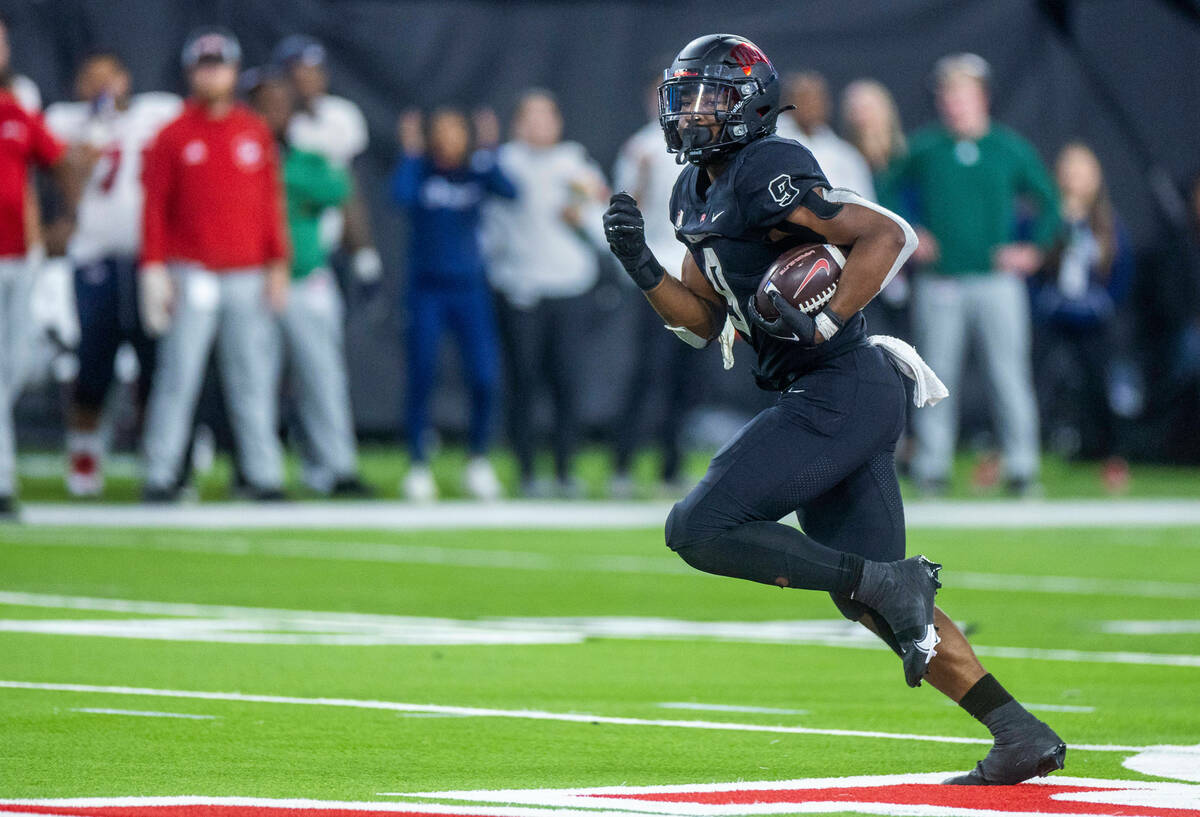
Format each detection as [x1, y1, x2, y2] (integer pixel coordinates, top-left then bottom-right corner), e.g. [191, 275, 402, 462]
[250, 71, 369, 497]
[890, 54, 1060, 496]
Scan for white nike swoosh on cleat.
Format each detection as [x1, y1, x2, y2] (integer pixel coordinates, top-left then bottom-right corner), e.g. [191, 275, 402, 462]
[913, 623, 940, 658]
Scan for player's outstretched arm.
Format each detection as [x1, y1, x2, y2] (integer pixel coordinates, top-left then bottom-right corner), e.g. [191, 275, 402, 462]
[775, 188, 917, 330]
[643, 252, 726, 344]
[603, 193, 725, 345]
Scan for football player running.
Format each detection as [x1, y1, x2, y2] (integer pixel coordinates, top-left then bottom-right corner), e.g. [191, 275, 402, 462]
[602, 34, 1065, 785]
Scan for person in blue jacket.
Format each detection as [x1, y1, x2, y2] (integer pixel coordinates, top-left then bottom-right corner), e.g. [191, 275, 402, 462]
[391, 107, 516, 501]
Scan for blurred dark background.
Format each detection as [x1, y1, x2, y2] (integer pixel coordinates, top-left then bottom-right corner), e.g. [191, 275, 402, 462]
[6, 0, 1199, 455]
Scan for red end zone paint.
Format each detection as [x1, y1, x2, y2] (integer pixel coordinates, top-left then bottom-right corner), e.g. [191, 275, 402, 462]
[7, 777, 1200, 817]
[593, 782, 1200, 816]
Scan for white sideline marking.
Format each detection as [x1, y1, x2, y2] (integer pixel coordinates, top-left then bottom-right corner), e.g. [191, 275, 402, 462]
[2, 679, 1197, 756]
[14, 498, 1200, 530]
[657, 702, 809, 715]
[1102, 620, 1200, 634]
[70, 707, 216, 720]
[3, 592, 1199, 666]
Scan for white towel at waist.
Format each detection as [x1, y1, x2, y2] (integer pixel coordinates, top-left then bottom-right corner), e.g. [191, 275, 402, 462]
[868, 335, 949, 408]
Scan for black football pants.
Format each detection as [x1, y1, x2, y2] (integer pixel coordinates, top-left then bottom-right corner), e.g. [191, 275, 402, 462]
[666, 344, 908, 606]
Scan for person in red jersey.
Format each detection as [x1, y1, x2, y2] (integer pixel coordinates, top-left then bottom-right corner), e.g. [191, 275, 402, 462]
[138, 27, 290, 502]
[0, 12, 72, 519]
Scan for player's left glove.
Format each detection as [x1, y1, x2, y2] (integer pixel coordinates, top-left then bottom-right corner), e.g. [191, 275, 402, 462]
[747, 291, 843, 347]
[603, 192, 665, 290]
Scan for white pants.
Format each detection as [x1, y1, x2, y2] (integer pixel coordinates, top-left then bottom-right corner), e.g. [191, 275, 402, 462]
[911, 272, 1040, 482]
[0, 256, 36, 497]
[141, 266, 284, 491]
[278, 269, 358, 492]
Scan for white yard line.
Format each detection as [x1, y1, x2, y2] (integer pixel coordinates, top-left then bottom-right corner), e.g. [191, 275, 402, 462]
[2, 592, 1198, 666]
[1018, 703, 1097, 713]
[657, 703, 809, 715]
[12, 498, 1200, 530]
[941, 701, 1095, 714]
[1102, 620, 1200, 634]
[70, 707, 216, 720]
[8, 530, 1200, 600]
[2, 529, 692, 576]
[2, 679, 1196, 755]
[954, 573, 1200, 599]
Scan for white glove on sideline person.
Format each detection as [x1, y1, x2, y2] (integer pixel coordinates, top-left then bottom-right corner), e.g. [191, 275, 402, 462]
[352, 247, 383, 283]
[139, 263, 174, 338]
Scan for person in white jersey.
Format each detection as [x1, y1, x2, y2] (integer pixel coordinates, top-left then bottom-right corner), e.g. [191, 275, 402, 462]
[45, 52, 181, 496]
[608, 77, 701, 497]
[273, 34, 382, 285]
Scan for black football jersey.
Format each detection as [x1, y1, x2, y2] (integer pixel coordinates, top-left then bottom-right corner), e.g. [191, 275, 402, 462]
[668, 135, 867, 389]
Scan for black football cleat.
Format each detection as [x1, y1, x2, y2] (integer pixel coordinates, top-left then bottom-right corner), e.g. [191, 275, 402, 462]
[854, 555, 942, 687]
[945, 705, 1066, 785]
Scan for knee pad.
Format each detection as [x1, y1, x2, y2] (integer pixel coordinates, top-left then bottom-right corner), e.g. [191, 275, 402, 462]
[665, 496, 712, 553]
[672, 539, 726, 577]
[664, 501, 690, 552]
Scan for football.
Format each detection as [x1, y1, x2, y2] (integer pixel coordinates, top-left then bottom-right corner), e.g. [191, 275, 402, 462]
[754, 243, 845, 319]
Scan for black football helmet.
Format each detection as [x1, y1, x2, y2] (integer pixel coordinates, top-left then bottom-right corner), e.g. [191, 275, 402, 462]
[659, 34, 783, 166]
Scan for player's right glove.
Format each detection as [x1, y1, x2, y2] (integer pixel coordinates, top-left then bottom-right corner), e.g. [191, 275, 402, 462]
[747, 291, 844, 348]
[603, 192, 665, 290]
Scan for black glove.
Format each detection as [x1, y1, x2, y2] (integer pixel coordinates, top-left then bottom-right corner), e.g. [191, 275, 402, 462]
[603, 192, 665, 290]
[747, 291, 844, 347]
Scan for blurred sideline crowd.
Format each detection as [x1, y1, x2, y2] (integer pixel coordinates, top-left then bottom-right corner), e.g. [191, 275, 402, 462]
[1, 20, 1199, 514]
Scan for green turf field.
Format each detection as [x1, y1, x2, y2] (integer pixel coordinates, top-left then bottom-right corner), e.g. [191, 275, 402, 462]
[2, 515, 1199, 809]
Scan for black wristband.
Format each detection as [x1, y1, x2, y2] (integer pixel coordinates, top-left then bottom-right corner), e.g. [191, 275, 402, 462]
[626, 249, 666, 291]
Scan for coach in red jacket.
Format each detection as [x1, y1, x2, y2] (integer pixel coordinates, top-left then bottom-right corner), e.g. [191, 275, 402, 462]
[139, 27, 290, 501]
[0, 15, 69, 516]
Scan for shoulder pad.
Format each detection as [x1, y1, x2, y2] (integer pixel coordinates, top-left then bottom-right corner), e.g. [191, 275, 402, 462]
[732, 137, 829, 230]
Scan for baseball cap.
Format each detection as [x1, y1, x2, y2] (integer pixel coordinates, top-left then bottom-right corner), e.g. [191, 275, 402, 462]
[932, 52, 991, 87]
[181, 26, 242, 69]
[237, 64, 283, 96]
[272, 34, 326, 68]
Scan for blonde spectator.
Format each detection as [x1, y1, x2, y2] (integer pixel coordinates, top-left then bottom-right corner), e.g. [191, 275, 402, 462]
[485, 89, 608, 497]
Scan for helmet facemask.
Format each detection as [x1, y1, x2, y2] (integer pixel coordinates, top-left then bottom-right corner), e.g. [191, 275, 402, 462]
[659, 75, 771, 165]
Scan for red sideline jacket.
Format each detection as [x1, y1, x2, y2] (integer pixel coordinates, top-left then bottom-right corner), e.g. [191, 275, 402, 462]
[141, 100, 287, 270]
[0, 90, 65, 258]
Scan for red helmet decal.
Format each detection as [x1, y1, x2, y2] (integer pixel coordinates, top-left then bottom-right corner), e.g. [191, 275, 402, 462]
[730, 42, 770, 76]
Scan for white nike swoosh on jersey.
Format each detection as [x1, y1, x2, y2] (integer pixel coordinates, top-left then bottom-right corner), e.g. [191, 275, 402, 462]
[710, 210, 725, 222]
